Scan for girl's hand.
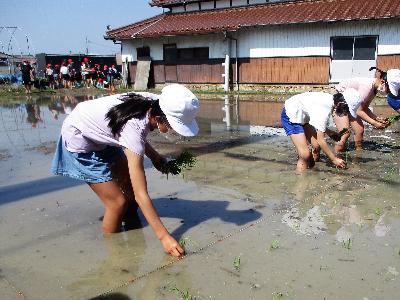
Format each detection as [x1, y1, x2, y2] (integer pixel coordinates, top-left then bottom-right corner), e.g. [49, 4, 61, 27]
[152, 155, 168, 174]
[376, 116, 389, 124]
[373, 120, 387, 129]
[333, 157, 346, 169]
[161, 234, 185, 257]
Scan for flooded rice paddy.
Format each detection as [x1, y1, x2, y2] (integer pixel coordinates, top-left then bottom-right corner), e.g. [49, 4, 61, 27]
[0, 92, 399, 300]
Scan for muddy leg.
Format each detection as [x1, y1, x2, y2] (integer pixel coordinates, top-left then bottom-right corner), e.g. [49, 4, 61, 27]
[333, 114, 351, 152]
[290, 132, 312, 171]
[111, 155, 141, 230]
[350, 116, 364, 151]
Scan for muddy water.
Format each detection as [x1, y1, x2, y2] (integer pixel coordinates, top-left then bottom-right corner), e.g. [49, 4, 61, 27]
[0, 93, 399, 300]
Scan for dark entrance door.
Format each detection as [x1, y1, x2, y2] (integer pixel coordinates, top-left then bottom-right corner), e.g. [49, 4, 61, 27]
[163, 44, 178, 82]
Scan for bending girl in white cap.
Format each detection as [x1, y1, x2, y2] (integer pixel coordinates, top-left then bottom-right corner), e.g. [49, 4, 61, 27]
[281, 90, 358, 171]
[334, 68, 391, 151]
[385, 68, 400, 114]
[51, 84, 199, 257]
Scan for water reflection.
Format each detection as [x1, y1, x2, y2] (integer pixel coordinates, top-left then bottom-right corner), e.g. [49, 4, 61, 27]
[68, 230, 146, 299]
[198, 95, 284, 135]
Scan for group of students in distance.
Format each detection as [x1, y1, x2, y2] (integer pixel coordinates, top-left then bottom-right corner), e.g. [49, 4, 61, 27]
[45, 57, 120, 91]
[52, 67, 400, 257]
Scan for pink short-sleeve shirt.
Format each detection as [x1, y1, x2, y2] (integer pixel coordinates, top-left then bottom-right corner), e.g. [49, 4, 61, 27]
[61, 93, 156, 156]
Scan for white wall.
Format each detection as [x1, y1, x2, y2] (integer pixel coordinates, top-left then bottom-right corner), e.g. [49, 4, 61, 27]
[237, 19, 400, 58]
[121, 19, 400, 61]
[186, 2, 200, 11]
[171, 6, 185, 13]
[232, 0, 248, 7]
[249, 0, 268, 4]
[216, 0, 231, 9]
[202, 1, 215, 10]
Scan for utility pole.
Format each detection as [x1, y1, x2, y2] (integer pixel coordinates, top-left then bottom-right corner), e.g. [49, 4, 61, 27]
[85, 37, 89, 55]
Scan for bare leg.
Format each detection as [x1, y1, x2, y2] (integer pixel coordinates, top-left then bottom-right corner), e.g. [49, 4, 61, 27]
[88, 180, 128, 233]
[290, 132, 312, 171]
[304, 124, 319, 162]
[110, 155, 141, 230]
[333, 114, 351, 152]
[350, 116, 364, 150]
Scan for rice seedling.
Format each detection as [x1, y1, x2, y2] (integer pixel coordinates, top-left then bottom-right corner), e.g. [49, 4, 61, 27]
[169, 286, 193, 300]
[164, 149, 196, 178]
[374, 207, 382, 217]
[233, 256, 241, 271]
[272, 291, 284, 299]
[270, 239, 280, 250]
[338, 128, 349, 137]
[387, 114, 400, 125]
[343, 238, 352, 250]
[384, 166, 398, 182]
[178, 236, 197, 251]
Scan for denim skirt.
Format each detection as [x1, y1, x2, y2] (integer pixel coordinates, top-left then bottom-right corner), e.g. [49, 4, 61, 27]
[51, 136, 124, 183]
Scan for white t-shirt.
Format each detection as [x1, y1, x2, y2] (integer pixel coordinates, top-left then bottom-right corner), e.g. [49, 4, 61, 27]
[61, 92, 158, 156]
[284, 92, 333, 132]
[60, 66, 69, 75]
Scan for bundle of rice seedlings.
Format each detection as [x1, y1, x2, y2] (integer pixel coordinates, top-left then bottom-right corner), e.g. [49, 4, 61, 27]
[164, 149, 196, 177]
[338, 128, 350, 137]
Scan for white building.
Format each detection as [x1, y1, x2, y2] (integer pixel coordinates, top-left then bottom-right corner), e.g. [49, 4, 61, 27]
[105, 0, 400, 89]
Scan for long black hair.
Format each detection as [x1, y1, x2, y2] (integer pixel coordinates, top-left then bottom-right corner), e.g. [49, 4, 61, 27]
[332, 92, 349, 116]
[106, 93, 165, 136]
[369, 67, 387, 81]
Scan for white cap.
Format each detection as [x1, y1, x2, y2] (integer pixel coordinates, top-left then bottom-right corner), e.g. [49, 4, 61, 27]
[387, 69, 400, 97]
[342, 88, 361, 118]
[159, 84, 199, 136]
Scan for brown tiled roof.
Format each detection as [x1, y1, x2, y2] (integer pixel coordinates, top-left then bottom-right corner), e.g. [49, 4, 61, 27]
[150, 0, 203, 6]
[106, 0, 400, 40]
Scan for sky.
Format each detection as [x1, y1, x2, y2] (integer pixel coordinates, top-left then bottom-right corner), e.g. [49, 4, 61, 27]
[0, 0, 163, 56]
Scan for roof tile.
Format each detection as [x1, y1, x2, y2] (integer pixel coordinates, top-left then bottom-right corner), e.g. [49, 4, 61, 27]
[106, 0, 400, 40]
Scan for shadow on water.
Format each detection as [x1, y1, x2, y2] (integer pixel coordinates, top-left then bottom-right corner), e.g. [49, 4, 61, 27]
[91, 293, 132, 300]
[140, 197, 263, 240]
[362, 140, 400, 152]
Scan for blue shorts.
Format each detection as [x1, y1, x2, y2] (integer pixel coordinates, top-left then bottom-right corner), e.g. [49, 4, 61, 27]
[51, 136, 125, 183]
[387, 94, 400, 110]
[281, 108, 305, 135]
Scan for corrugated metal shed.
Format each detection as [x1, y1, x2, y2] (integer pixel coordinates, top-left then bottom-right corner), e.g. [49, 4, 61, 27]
[106, 0, 400, 40]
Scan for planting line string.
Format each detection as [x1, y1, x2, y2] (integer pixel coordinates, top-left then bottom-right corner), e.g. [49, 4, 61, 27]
[92, 178, 350, 299]
[92, 213, 272, 299]
[1, 277, 27, 299]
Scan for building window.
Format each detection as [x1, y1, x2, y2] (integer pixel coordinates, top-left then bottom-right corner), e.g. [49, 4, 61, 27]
[177, 47, 209, 61]
[331, 36, 377, 61]
[332, 37, 353, 60]
[354, 37, 377, 60]
[137, 47, 150, 59]
[0, 58, 8, 66]
[163, 44, 177, 63]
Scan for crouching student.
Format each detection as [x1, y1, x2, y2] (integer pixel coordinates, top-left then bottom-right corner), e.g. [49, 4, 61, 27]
[281, 89, 360, 171]
[386, 69, 400, 114]
[51, 84, 199, 257]
[334, 68, 393, 151]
